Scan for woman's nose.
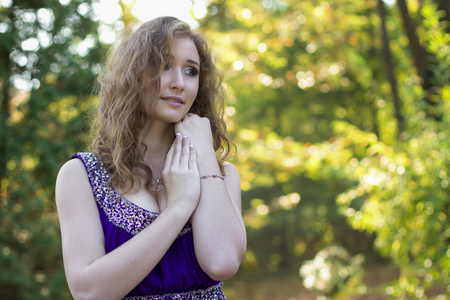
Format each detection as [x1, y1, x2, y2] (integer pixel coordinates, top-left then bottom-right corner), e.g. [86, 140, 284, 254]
[169, 70, 184, 91]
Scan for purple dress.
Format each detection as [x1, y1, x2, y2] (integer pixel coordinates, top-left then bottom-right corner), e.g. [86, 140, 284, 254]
[72, 152, 226, 300]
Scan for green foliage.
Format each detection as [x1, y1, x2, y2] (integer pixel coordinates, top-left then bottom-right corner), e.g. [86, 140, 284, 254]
[329, 2, 450, 297]
[334, 118, 449, 297]
[0, 0, 106, 298]
[202, 0, 449, 298]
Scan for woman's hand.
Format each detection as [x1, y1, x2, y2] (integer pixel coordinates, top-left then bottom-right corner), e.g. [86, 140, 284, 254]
[175, 113, 215, 155]
[162, 133, 200, 213]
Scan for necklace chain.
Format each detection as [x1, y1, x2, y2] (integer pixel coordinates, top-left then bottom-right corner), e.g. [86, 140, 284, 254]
[151, 177, 164, 192]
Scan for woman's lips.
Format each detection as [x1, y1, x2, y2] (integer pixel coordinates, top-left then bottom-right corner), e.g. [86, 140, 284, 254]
[161, 96, 184, 107]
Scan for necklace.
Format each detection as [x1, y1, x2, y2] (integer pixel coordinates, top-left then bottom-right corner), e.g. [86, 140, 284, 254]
[151, 176, 165, 192]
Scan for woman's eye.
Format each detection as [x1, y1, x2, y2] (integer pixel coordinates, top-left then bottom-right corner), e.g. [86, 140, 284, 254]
[184, 67, 199, 76]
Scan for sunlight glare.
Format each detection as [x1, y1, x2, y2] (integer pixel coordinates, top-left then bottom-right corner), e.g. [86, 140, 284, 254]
[383, 0, 396, 6]
[233, 60, 244, 71]
[0, 0, 12, 7]
[21, 38, 39, 51]
[131, 0, 202, 28]
[94, 0, 122, 24]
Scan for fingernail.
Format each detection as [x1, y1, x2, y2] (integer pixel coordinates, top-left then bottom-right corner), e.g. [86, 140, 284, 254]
[183, 135, 187, 141]
[176, 133, 181, 139]
[190, 144, 194, 150]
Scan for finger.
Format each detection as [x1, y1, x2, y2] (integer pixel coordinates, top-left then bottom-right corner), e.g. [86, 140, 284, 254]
[188, 144, 198, 171]
[163, 138, 176, 171]
[180, 135, 190, 167]
[172, 133, 183, 165]
[166, 133, 181, 167]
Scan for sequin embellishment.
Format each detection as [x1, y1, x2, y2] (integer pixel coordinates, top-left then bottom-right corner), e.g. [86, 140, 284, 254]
[76, 152, 192, 237]
[123, 283, 226, 300]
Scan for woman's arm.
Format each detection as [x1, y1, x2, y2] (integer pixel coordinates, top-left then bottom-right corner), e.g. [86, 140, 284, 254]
[56, 135, 200, 300]
[175, 115, 247, 281]
[191, 153, 247, 281]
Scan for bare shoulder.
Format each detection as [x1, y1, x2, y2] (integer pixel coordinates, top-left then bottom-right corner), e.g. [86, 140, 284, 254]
[56, 159, 87, 190]
[57, 158, 87, 180]
[55, 158, 93, 208]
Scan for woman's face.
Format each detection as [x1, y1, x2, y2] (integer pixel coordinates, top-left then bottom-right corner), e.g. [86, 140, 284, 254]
[153, 37, 200, 124]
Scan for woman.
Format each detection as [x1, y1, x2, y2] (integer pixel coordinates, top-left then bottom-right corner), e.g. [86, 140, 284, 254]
[55, 16, 246, 299]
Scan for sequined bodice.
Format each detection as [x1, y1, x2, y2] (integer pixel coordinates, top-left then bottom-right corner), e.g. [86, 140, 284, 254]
[73, 152, 225, 299]
[75, 152, 191, 237]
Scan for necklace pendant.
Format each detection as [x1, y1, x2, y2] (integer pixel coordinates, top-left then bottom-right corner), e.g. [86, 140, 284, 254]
[153, 179, 165, 192]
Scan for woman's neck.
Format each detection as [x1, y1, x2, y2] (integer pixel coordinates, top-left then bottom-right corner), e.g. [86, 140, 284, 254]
[141, 122, 175, 174]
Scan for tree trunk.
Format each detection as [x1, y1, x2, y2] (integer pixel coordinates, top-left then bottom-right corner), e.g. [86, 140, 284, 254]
[397, 0, 428, 79]
[0, 8, 13, 195]
[397, 0, 442, 121]
[377, 0, 404, 137]
[0, 74, 10, 194]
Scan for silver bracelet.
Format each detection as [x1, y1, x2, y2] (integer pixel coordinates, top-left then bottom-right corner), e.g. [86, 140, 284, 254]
[200, 174, 225, 180]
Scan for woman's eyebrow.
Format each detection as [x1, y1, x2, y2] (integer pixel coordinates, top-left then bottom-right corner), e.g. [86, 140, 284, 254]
[188, 59, 200, 66]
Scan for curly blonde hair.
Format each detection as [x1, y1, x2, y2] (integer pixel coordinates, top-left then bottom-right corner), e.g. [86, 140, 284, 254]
[92, 16, 234, 193]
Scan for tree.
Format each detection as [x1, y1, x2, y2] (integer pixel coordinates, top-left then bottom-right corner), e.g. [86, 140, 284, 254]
[199, 0, 449, 297]
[0, 0, 107, 298]
[377, 0, 404, 136]
[397, 0, 443, 121]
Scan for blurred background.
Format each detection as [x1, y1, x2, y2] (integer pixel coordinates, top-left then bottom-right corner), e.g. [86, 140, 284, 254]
[0, 0, 449, 299]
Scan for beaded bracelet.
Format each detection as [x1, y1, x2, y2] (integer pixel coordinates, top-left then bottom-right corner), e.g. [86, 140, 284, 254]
[200, 174, 225, 180]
